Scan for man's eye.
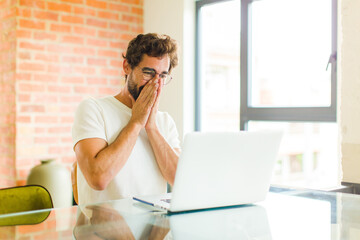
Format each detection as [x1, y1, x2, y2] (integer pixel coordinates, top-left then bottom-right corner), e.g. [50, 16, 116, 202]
[159, 74, 167, 79]
[143, 71, 154, 76]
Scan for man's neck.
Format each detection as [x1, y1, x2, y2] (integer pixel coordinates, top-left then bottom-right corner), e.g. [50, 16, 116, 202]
[114, 87, 133, 109]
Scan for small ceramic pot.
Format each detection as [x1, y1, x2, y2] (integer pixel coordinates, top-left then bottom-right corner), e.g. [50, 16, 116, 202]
[27, 159, 72, 208]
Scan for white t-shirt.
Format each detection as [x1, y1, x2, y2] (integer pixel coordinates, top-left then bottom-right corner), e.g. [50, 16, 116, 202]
[72, 96, 180, 205]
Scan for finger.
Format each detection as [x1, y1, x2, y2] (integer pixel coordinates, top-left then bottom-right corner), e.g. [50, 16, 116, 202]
[157, 78, 163, 98]
[153, 89, 160, 110]
[146, 88, 158, 110]
[142, 81, 159, 106]
[145, 83, 157, 104]
[152, 79, 162, 109]
[136, 87, 157, 115]
[137, 80, 157, 102]
[128, 94, 135, 105]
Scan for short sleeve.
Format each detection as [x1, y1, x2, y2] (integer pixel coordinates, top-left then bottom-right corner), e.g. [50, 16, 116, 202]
[72, 98, 107, 148]
[163, 113, 181, 149]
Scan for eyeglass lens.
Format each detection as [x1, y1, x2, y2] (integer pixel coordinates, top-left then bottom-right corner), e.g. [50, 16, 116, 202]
[142, 69, 172, 85]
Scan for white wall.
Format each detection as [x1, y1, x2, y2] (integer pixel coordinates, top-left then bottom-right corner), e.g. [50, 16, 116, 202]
[144, 0, 195, 141]
[339, 0, 360, 184]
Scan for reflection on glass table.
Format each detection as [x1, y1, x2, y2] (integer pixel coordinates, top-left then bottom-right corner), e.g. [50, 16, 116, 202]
[74, 201, 271, 240]
[168, 204, 271, 239]
[74, 203, 169, 240]
[1, 189, 360, 239]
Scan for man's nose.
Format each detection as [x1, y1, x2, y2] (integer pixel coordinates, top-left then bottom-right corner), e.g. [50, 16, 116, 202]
[153, 73, 162, 80]
[153, 74, 164, 85]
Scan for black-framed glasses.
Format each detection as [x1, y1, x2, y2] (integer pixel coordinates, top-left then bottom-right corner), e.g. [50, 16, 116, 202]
[139, 67, 172, 85]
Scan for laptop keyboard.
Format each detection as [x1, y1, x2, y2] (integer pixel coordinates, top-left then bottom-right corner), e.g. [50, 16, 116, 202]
[160, 198, 171, 203]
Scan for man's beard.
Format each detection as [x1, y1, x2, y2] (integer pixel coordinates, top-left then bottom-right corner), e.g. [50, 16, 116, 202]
[127, 74, 145, 101]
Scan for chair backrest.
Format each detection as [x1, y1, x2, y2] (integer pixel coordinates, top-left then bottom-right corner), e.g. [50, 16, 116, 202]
[71, 161, 78, 204]
[0, 185, 53, 226]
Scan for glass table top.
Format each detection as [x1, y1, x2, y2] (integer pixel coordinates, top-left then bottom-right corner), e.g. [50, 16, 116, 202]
[1, 188, 360, 239]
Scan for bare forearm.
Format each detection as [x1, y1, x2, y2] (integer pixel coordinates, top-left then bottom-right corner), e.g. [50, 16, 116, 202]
[146, 128, 179, 186]
[78, 121, 142, 190]
[97, 122, 141, 180]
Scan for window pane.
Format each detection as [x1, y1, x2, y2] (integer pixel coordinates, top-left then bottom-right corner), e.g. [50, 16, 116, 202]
[250, 0, 332, 107]
[248, 121, 339, 189]
[199, 0, 240, 131]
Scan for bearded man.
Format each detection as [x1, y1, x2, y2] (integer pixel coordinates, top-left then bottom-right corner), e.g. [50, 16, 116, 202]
[72, 33, 180, 205]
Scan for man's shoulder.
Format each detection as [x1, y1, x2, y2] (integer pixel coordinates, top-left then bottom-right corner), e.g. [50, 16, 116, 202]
[82, 95, 114, 104]
[156, 110, 170, 119]
[156, 111, 176, 126]
[78, 96, 114, 109]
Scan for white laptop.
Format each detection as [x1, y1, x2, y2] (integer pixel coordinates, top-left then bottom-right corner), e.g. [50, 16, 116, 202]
[133, 131, 282, 212]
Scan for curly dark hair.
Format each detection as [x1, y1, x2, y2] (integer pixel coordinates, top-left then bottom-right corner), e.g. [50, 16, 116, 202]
[123, 33, 178, 73]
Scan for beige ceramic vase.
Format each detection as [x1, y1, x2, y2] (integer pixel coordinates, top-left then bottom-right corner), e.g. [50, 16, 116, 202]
[27, 159, 72, 208]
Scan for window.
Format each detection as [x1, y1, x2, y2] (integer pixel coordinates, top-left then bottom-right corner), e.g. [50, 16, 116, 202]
[195, 0, 241, 131]
[196, 0, 338, 188]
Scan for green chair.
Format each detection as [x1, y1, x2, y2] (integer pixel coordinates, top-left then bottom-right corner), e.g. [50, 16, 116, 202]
[0, 185, 53, 226]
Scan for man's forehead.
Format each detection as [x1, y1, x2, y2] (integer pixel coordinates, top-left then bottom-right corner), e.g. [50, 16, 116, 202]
[139, 54, 170, 71]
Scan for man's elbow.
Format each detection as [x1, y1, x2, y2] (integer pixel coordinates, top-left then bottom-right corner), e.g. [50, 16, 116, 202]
[87, 175, 109, 191]
[82, 161, 111, 191]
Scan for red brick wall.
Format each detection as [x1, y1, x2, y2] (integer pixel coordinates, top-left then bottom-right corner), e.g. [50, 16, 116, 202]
[0, 0, 17, 187]
[1, 0, 143, 187]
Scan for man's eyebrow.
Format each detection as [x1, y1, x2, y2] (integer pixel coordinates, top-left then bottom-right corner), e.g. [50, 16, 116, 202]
[142, 67, 168, 74]
[142, 67, 155, 72]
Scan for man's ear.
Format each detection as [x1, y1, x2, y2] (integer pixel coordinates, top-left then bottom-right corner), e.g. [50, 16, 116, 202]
[123, 60, 131, 75]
